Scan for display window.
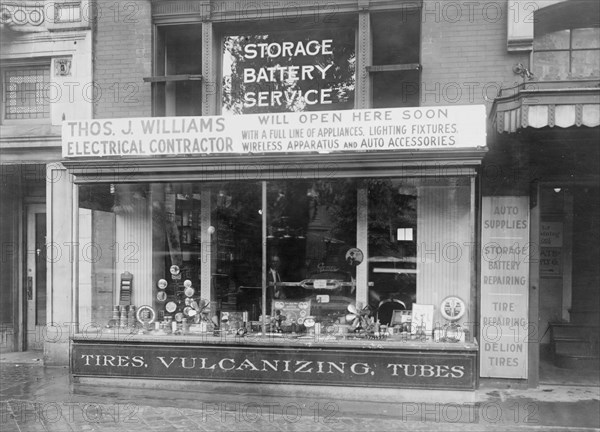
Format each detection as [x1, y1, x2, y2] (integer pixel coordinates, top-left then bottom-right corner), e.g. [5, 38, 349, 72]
[77, 176, 473, 344]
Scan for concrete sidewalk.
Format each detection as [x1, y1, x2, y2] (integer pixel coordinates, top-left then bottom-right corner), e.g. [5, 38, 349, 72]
[1, 351, 599, 431]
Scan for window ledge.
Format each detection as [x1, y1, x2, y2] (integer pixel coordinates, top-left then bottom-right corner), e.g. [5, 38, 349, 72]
[0, 124, 60, 145]
[367, 63, 421, 73]
[143, 74, 203, 83]
[72, 333, 479, 351]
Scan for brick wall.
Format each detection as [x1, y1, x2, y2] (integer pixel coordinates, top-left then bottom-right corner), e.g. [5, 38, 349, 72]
[93, 0, 152, 118]
[91, 0, 530, 117]
[421, 0, 530, 112]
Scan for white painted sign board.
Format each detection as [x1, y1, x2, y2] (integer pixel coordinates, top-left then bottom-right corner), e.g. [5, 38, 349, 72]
[480, 196, 530, 379]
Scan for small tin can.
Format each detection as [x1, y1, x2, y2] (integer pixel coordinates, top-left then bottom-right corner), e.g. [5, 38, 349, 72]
[314, 322, 321, 336]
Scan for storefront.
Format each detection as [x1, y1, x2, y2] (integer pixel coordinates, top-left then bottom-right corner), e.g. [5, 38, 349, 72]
[61, 103, 486, 390]
[45, 4, 492, 390]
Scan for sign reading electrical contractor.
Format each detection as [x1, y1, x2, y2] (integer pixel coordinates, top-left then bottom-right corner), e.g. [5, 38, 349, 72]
[480, 196, 529, 379]
[62, 105, 486, 158]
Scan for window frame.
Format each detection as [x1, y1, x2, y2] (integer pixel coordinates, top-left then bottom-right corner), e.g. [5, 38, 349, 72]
[74, 173, 476, 338]
[532, 26, 600, 79]
[1, 59, 52, 125]
[369, 9, 422, 109]
[148, 23, 204, 117]
[215, 14, 359, 115]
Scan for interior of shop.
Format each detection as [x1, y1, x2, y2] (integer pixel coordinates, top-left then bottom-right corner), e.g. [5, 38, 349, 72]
[76, 176, 474, 343]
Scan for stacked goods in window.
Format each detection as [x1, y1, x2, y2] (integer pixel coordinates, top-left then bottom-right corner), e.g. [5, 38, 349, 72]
[154, 267, 214, 335]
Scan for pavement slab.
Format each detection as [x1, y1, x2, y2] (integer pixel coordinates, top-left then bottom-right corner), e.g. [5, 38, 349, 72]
[1, 359, 599, 432]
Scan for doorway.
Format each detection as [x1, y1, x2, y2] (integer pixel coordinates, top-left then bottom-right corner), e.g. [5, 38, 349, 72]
[538, 185, 600, 384]
[25, 204, 46, 351]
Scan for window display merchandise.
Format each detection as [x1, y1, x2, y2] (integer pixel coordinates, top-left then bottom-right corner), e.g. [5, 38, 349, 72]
[79, 177, 473, 345]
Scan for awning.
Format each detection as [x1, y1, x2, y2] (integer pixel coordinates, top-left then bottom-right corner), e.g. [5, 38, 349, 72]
[490, 80, 600, 134]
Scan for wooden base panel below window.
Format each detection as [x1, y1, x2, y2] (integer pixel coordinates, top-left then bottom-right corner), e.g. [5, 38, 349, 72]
[71, 336, 478, 390]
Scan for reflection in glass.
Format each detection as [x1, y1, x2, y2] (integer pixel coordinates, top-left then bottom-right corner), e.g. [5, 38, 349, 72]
[532, 51, 570, 80]
[571, 50, 600, 78]
[367, 179, 417, 325]
[265, 180, 358, 327]
[77, 177, 472, 339]
[572, 28, 600, 49]
[533, 29, 570, 50]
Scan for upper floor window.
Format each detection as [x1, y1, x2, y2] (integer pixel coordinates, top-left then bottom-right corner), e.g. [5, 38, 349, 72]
[533, 27, 600, 80]
[149, 24, 202, 117]
[532, 0, 600, 81]
[2, 65, 50, 121]
[149, 8, 422, 116]
[222, 25, 355, 115]
[370, 11, 421, 109]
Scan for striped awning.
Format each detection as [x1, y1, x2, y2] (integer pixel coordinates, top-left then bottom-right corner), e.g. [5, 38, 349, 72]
[490, 80, 600, 134]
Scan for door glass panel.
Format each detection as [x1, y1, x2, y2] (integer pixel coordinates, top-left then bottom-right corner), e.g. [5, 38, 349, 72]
[35, 213, 46, 325]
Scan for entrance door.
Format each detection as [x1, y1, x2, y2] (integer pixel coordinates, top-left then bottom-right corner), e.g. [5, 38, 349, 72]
[26, 204, 46, 351]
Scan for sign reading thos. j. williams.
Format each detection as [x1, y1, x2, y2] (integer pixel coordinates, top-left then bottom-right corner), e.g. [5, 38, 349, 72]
[62, 106, 486, 158]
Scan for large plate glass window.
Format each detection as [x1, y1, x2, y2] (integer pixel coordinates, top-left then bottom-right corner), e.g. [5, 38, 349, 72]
[78, 176, 472, 341]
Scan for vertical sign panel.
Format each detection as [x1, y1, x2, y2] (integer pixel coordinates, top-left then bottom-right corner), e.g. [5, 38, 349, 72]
[480, 197, 529, 379]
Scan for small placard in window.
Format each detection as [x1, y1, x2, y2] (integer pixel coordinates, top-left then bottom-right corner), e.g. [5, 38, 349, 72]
[316, 295, 330, 303]
[313, 279, 328, 289]
[397, 228, 413, 241]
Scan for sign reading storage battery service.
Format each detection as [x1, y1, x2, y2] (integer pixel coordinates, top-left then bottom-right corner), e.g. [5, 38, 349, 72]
[480, 196, 530, 379]
[62, 105, 486, 158]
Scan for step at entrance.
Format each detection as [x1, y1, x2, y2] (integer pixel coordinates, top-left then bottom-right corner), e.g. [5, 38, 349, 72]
[549, 322, 600, 369]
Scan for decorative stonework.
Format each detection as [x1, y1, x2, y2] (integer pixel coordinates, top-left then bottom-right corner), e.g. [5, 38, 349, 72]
[54, 58, 72, 76]
[0, 0, 46, 32]
[201, 21, 215, 116]
[575, 104, 583, 127]
[54, 2, 81, 23]
[521, 104, 529, 129]
[357, 11, 371, 109]
[152, 0, 211, 19]
[548, 104, 556, 128]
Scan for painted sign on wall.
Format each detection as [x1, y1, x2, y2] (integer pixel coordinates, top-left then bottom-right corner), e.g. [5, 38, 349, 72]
[222, 29, 355, 114]
[62, 105, 487, 158]
[480, 196, 529, 379]
[540, 248, 562, 277]
[540, 222, 563, 247]
[539, 221, 563, 277]
[72, 341, 477, 390]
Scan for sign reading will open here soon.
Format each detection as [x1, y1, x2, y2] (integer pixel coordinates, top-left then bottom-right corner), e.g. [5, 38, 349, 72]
[62, 105, 486, 158]
[480, 196, 530, 379]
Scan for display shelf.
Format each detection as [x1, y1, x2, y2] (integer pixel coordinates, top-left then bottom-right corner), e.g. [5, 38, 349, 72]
[72, 332, 478, 351]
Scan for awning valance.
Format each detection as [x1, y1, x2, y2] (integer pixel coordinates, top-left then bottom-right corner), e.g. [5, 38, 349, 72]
[490, 80, 600, 134]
